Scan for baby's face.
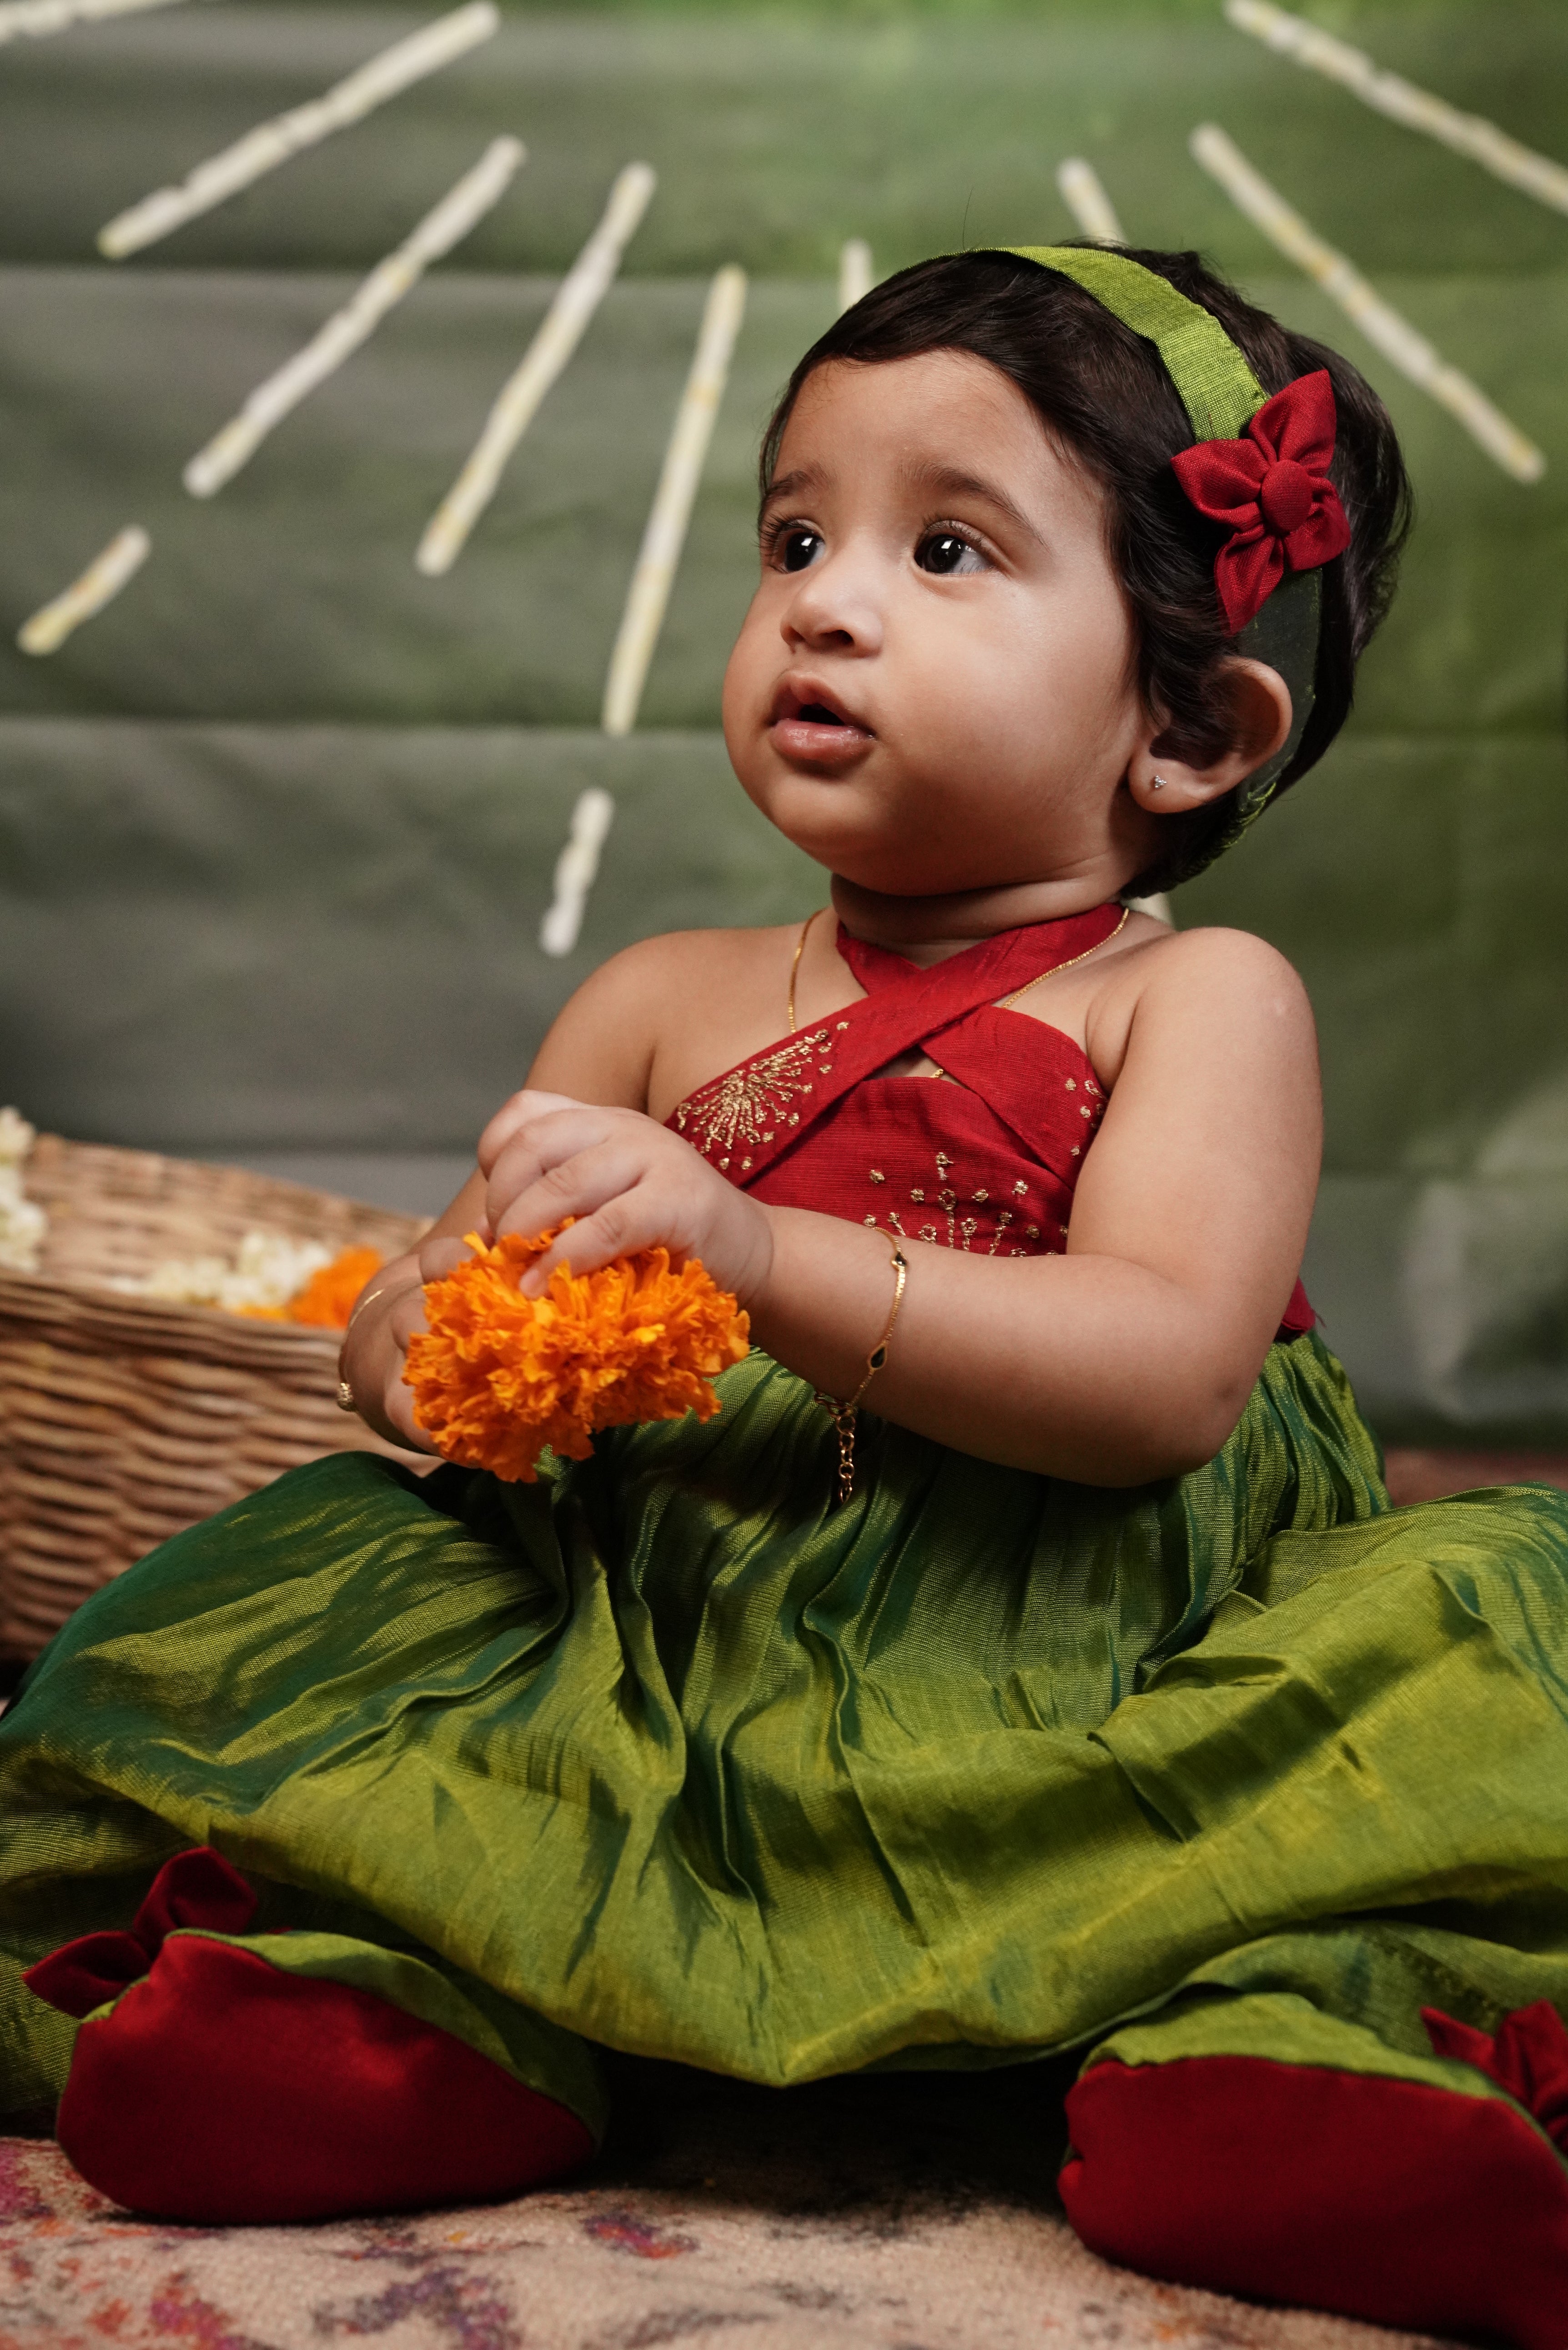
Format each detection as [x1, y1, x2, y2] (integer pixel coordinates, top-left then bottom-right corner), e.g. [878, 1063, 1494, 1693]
[723, 349, 1146, 899]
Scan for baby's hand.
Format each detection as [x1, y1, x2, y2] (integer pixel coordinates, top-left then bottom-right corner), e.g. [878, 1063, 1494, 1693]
[350, 1225, 476, 1451]
[476, 1089, 775, 1306]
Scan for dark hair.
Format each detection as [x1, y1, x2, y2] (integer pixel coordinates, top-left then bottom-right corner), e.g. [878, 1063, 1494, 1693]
[760, 248, 1412, 891]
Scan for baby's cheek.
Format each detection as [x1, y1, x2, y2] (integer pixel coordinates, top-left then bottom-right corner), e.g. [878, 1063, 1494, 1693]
[720, 594, 775, 730]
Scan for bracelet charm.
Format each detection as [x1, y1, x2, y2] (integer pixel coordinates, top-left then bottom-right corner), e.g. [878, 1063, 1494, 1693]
[814, 1240, 908, 1507]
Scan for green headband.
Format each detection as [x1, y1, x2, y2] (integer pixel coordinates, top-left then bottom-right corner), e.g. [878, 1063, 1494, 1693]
[997, 244, 1320, 866]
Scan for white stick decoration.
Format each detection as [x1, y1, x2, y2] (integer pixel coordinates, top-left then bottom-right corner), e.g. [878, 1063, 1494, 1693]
[1226, 0, 1568, 219]
[183, 138, 523, 498]
[0, 0, 186, 42]
[1056, 158, 1125, 245]
[17, 526, 150, 655]
[416, 161, 657, 577]
[540, 787, 615, 959]
[837, 238, 874, 311]
[98, 1, 500, 259]
[1191, 125, 1545, 485]
[601, 265, 748, 738]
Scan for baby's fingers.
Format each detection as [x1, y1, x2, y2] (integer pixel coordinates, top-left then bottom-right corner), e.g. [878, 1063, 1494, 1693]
[485, 1111, 630, 1236]
[493, 1139, 648, 1252]
[384, 1378, 438, 1454]
[387, 1283, 431, 1346]
[417, 1232, 474, 1285]
[520, 1189, 685, 1294]
[476, 1089, 583, 1178]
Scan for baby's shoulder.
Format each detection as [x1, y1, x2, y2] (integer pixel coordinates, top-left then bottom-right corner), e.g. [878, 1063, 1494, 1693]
[1105, 917, 1304, 994]
[531, 924, 807, 1111]
[572, 923, 801, 1022]
[608, 922, 799, 982]
[1079, 918, 1314, 1091]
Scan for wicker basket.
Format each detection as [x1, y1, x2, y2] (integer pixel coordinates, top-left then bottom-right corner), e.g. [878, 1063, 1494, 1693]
[0, 1134, 431, 1661]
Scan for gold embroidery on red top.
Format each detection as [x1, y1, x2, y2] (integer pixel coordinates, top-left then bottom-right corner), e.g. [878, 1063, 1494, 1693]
[673, 1032, 829, 1160]
[861, 1149, 1067, 1258]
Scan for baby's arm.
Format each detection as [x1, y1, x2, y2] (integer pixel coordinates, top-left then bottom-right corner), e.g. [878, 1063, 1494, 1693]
[752, 923, 1321, 1484]
[347, 925, 1319, 1486]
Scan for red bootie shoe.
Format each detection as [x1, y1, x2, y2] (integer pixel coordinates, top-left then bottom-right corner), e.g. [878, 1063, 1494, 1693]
[25, 1847, 597, 2224]
[1059, 2014, 1568, 2350]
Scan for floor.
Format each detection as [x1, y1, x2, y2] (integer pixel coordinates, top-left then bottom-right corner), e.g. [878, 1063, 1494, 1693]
[0, 2060, 1457, 2350]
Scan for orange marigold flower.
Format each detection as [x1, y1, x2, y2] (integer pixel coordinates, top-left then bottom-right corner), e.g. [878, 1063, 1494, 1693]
[403, 1228, 750, 1483]
[287, 1245, 384, 1330]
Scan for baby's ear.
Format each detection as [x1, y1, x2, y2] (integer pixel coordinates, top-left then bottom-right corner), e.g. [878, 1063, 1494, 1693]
[1216, 658, 1294, 772]
[1128, 659, 1292, 814]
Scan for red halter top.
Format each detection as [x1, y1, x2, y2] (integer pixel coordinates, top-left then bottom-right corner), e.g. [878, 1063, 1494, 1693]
[668, 904, 1314, 1335]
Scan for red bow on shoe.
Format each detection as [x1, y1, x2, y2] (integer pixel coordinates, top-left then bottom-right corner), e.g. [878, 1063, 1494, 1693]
[25, 1848, 256, 2019]
[1425, 2000, 1568, 2151]
[1170, 369, 1352, 635]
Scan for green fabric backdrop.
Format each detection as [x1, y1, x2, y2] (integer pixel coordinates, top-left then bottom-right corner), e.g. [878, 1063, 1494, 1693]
[0, 0, 1563, 1441]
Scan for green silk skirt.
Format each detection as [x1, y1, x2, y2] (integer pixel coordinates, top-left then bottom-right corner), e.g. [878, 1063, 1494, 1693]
[5, 1330, 1568, 2139]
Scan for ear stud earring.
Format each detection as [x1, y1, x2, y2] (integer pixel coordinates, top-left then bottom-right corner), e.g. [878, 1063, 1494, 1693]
[1150, 776, 1167, 792]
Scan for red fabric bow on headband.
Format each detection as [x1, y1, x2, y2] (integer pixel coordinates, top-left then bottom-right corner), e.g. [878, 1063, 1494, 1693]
[1170, 368, 1351, 635]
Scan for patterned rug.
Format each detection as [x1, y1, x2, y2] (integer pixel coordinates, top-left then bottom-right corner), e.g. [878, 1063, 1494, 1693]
[0, 2059, 1454, 2350]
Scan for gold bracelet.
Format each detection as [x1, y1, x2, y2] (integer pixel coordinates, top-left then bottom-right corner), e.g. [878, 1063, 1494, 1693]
[344, 1281, 394, 1335]
[335, 1279, 418, 1415]
[814, 1238, 908, 1507]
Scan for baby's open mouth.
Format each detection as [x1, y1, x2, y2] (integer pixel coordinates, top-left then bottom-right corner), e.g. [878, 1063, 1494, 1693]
[769, 682, 872, 744]
[767, 686, 874, 767]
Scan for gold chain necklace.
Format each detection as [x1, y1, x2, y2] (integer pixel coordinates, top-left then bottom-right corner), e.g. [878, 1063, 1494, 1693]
[994, 904, 1130, 1010]
[786, 909, 823, 1034]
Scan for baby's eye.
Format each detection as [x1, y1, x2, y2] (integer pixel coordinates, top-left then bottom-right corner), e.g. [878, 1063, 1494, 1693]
[777, 527, 824, 572]
[915, 531, 985, 576]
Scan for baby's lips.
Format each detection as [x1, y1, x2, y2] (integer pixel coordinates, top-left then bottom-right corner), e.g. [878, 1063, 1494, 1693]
[768, 711, 875, 765]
